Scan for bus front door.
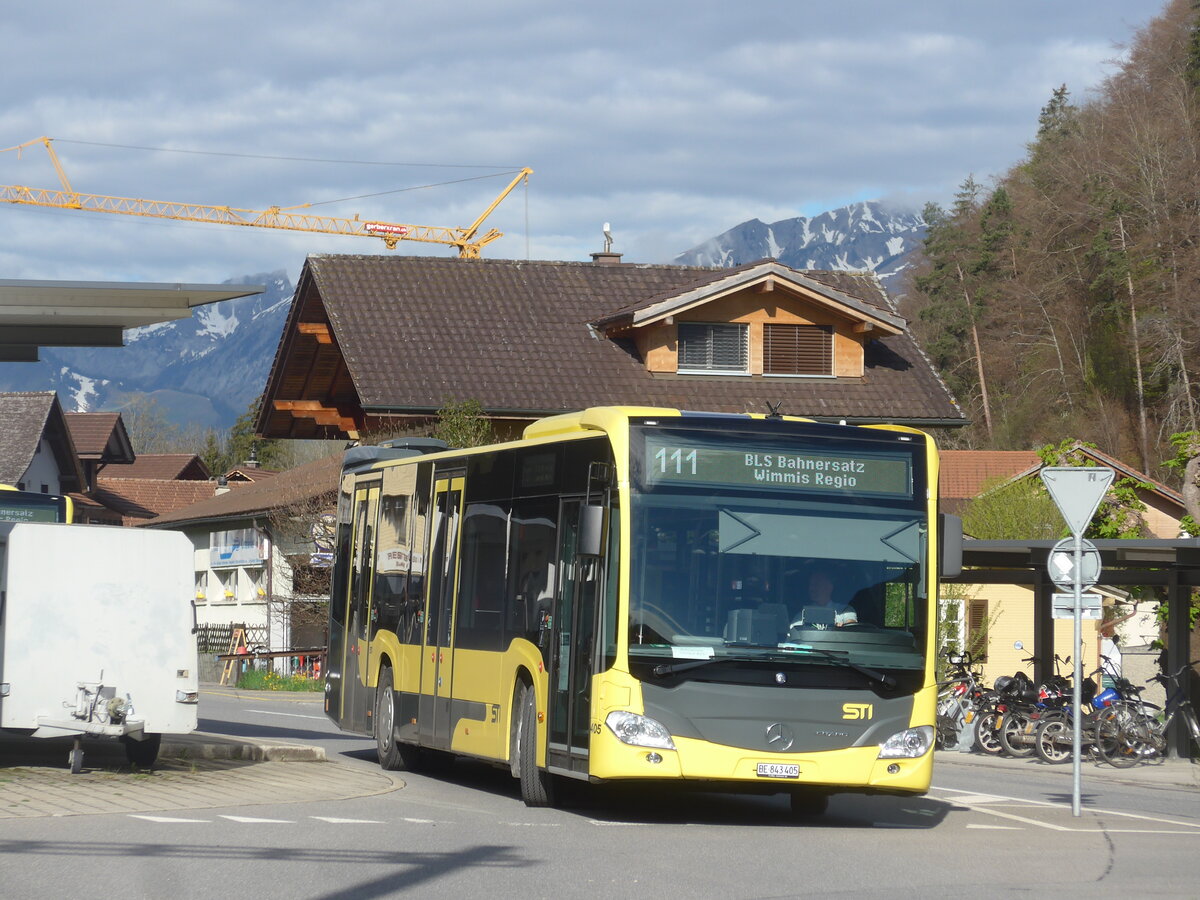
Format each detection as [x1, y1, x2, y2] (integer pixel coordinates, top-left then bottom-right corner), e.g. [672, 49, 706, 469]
[547, 499, 602, 773]
[341, 481, 380, 734]
[419, 473, 464, 751]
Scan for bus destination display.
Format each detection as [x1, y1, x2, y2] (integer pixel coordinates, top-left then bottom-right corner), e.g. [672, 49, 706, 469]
[645, 438, 912, 497]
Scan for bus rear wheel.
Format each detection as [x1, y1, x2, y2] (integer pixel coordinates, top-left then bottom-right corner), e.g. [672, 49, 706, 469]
[517, 685, 555, 808]
[375, 667, 418, 771]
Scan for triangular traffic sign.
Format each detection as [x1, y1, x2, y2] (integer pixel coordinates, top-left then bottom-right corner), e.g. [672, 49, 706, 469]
[1039, 466, 1114, 537]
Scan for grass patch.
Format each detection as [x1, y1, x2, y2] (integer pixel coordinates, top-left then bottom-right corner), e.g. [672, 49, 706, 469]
[235, 669, 323, 692]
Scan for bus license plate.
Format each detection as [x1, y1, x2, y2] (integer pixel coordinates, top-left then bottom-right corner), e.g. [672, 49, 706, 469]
[756, 763, 800, 779]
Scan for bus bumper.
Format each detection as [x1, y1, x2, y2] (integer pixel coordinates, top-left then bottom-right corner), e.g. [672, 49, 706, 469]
[588, 731, 933, 794]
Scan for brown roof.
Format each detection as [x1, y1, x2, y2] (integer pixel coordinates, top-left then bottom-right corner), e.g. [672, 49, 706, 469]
[99, 453, 210, 481]
[64, 412, 134, 463]
[67, 491, 125, 525]
[144, 451, 343, 527]
[224, 467, 279, 483]
[0, 392, 83, 491]
[93, 478, 234, 524]
[939, 450, 1041, 502]
[938, 445, 1185, 517]
[257, 255, 965, 439]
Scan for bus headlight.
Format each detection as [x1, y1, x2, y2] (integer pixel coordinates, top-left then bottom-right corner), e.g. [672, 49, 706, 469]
[877, 726, 934, 759]
[605, 711, 676, 750]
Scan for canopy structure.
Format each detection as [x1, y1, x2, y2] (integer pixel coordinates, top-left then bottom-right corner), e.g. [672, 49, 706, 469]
[0, 279, 264, 362]
[946, 538, 1200, 758]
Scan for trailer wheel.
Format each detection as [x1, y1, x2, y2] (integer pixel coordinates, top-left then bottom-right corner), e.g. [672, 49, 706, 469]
[123, 733, 162, 769]
[68, 741, 84, 774]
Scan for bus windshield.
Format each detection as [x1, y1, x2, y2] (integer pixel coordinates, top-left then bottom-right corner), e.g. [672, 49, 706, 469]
[628, 424, 928, 673]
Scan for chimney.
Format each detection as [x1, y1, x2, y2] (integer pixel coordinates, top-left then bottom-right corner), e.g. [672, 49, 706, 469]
[245, 443, 260, 469]
[591, 221, 622, 264]
[215, 475, 230, 496]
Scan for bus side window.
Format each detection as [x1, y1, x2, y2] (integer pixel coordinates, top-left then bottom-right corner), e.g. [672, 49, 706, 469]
[455, 503, 508, 651]
[505, 498, 558, 647]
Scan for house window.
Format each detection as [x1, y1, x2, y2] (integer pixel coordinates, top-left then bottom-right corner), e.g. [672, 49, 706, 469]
[678, 323, 748, 374]
[967, 597, 989, 661]
[195, 572, 208, 603]
[764, 324, 833, 376]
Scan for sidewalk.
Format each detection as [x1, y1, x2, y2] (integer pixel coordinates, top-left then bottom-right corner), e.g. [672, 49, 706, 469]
[935, 746, 1200, 789]
[0, 729, 400, 819]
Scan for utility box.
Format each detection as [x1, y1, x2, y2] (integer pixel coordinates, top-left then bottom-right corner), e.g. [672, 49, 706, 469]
[0, 522, 198, 767]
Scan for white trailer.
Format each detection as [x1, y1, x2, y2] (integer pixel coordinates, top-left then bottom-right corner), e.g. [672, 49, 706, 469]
[0, 521, 199, 771]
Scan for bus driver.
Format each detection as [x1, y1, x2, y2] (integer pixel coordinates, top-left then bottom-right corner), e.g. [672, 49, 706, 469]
[793, 566, 858, 629]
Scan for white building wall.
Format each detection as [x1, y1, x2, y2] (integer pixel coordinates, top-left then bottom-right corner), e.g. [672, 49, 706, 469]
[19, 439, 62, 494]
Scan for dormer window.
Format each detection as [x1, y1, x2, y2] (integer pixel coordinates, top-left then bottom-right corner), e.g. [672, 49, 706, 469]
[678, 322, 748, 374]
[764, 324, 833, 377]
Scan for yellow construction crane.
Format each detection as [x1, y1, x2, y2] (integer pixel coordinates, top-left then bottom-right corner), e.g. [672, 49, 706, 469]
[0, 137, 531, 258]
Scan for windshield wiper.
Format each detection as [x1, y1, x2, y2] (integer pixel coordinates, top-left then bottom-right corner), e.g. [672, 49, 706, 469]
[650, 656, 741, 677]
[783, 646, 897, 689]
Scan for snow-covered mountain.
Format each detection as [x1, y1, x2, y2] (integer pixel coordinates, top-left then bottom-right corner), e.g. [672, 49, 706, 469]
[0, 272, 294, 431]
[675, 201, 925, 292]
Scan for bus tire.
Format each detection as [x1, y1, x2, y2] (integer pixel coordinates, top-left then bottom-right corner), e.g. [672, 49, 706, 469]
[123, 733, 161, 769]
[518, 685, 555, 807]
[375, 666, 407, 771]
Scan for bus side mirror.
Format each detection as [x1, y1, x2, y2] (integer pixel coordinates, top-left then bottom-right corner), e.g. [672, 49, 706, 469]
[939, 513, 962, 578]
[579, 504, 606, 557]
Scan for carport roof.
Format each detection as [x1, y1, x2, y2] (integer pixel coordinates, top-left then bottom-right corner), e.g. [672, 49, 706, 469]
[0, 278, 264, 361]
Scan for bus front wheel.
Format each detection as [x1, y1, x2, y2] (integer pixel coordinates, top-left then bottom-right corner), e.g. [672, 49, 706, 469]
[517, 685, 556, 808]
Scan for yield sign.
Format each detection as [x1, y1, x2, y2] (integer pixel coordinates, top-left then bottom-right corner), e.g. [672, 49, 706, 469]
[1039, 466, 1114, 537]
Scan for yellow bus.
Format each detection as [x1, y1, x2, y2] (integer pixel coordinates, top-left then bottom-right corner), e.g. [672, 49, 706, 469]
[324, 407, 960, 812]
[0, 484, 73, 523]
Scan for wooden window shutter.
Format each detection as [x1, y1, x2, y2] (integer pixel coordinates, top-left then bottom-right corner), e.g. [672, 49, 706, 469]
[678, 323, 748, 372]
[763, 324, 833, 375]
[967, 597, 989, 661]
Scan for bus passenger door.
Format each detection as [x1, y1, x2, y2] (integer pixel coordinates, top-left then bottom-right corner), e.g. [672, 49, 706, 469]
[419, 473, 464, 751]
[547, 499, 603, 773]
[341, 481, 380, 734]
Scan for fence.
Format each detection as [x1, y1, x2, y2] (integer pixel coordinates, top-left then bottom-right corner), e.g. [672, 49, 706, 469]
[195, 623, 269, 683]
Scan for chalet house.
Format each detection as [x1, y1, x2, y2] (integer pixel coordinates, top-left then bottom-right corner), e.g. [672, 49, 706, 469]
[255, 255, 966, 440]
[0, 391, 90, 514]
[143, 452, 343, 666]
[941, 445, 1186, 695]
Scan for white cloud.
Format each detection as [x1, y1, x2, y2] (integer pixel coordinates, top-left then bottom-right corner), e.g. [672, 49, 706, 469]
[0, 0, 1164, 281]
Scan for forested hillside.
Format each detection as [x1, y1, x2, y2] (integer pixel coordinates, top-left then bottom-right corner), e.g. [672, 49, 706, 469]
[902, 0, 1200, 487]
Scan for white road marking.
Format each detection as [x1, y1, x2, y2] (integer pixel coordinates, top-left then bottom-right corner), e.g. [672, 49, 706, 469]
[220, 815, 295, 823]
[310, 817, 386, 824]
[967, 824, 1022, 830]
[245, 709, 328, 721]
[129, 815, 209, 823]
[932, 786, 1200, 832]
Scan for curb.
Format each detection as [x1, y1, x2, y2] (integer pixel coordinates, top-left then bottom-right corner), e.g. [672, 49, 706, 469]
[162, 733, 326, 763]
[935, 749, 1200, 790]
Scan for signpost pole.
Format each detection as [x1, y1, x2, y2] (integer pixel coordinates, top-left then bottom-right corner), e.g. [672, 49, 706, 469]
[1039, 466, 1114, 818]
[1072, 533, 1083, 817]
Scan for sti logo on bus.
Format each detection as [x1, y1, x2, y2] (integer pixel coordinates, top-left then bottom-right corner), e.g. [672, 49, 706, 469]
[842, 703, 873, 720]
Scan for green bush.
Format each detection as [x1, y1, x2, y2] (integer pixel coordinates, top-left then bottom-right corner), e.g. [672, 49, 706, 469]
[236, 668, 322, 691]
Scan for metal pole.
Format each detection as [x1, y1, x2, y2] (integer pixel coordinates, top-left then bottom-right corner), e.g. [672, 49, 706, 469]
[1072, 534, 1083, 817]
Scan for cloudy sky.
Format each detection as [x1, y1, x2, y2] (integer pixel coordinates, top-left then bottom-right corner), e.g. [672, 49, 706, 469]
[0, 1, 1163, 286]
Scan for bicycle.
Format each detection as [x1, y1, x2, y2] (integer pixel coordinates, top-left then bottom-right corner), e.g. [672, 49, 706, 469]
[1094, 661, 1200, 768]
[936, 651, 986, 750]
